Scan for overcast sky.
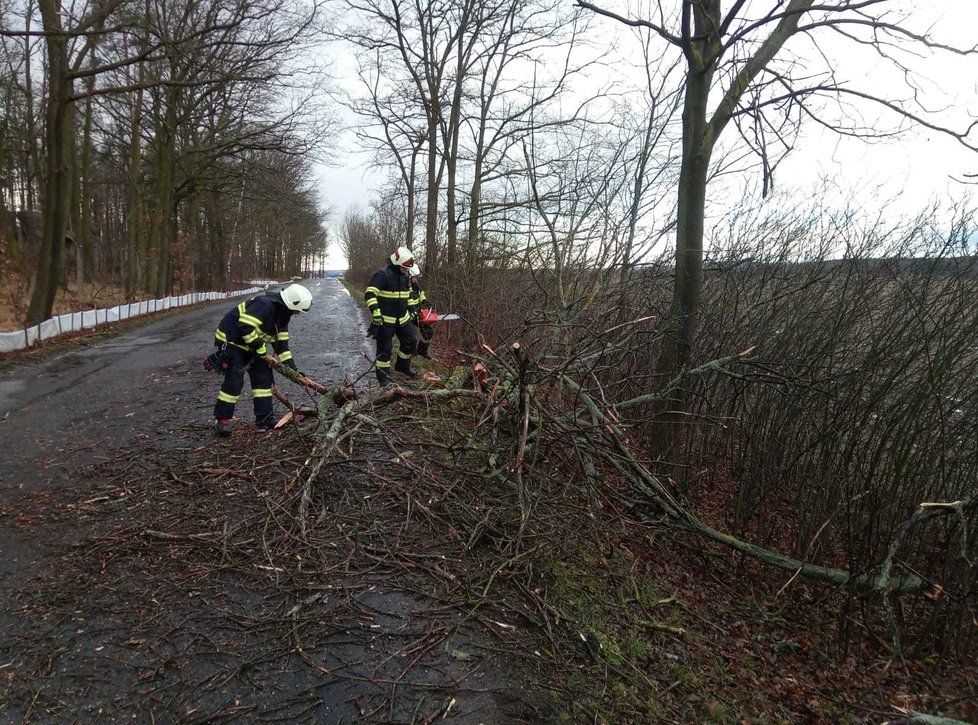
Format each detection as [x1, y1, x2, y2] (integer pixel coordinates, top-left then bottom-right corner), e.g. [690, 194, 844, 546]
[314, 0, 978, 268]
[772, 0, 978, 218]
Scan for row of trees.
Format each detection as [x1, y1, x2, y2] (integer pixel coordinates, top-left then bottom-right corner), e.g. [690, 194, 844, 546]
[340, 1, 978, 650]
[0, 0, 331, 325]
[340, 0, 977, 407]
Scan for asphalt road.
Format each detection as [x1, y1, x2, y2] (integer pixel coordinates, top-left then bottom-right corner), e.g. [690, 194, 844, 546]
[0, 280, 540, 723]
[0, 277, 374, 421]
[0, 278, 372, 571]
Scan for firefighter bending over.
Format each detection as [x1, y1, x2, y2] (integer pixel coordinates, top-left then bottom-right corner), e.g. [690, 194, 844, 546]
[207, 283, 313, 436]
[365, 247, 419, 386]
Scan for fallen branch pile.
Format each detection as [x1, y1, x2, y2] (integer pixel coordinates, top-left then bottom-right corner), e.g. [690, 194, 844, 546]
[271, 340, 977, 655]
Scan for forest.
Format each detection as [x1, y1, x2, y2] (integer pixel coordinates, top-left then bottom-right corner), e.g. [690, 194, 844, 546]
[2, 0, 978, 719]
[335, 0, 978, 670]
[0, 0, 330, 327]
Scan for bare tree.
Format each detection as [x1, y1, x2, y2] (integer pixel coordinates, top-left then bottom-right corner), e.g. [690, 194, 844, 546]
[1, 0, 331, 322]
[343, 0, 590, 277]
[341, 0, 464, 270]
[348, 57, 426, 250]
[577, 0, 978, 451]
[26, 0, 130, 324]
[456, 0, 588, 276]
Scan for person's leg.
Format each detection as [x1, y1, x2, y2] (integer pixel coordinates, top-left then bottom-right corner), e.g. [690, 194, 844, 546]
[213, 346, 246, 436]
[249, 357, 276, 428]
[417, 322, 434, 358]
[393, 322, 418, 377]
[375, 324, 395, 385]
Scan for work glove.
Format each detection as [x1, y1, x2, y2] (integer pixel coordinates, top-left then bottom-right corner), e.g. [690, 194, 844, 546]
[367, 310, 383, 338]
[204, 346, 230, 374]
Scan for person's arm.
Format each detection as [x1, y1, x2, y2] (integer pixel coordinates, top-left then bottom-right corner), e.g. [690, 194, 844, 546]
[365, 271, 384, 327]
[237, 300, 269, 355]
[408, 280, 421, 318]
[272, 326, 297, 369]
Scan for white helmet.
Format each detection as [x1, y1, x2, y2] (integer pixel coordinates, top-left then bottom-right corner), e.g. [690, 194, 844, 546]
[390, 246, 417, 272]
[280, 283, 312, 312]
[410, 264, 422, 277]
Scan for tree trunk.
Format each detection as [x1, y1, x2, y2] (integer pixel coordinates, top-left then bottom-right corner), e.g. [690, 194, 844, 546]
[76, 55, 97, 298]
[443, 27, 468, 271]
[0, 125, 12, 259]
[22, 6, 42, 216]
[405, 148, 417, 249]
[153, 86, 177, 298]
[124, 11, 148, 298]
[424, 109, 439, 270]
[444, 152, 458, 269]
[207, 188, 227, 287]
[26, 0, 71, 325]
[125, 84, 144, 297]
[651, 61, 714, 456]
[465, 160, 482, 274]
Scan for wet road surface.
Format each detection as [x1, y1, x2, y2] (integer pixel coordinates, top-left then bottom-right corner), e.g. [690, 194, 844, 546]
[0, 280, 541, 723]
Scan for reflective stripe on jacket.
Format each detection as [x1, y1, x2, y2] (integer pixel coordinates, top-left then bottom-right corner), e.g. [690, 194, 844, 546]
[215, 292, 296, 365]
[365, 263, 412, 325]
[408, 279, 428, 312]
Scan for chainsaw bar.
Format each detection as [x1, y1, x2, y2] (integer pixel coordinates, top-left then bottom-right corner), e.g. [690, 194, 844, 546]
[419, 310, 460, 324]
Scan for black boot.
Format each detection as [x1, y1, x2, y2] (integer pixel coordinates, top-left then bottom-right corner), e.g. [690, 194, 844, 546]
[394, 357, 417, 378]
[416, 342, 430, 359]
[256, 413, 280, 431]
[376, 368, 393, 387]
[215, 418, 232, 437]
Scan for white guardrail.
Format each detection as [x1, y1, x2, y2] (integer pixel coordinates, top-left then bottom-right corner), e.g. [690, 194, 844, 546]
[0, 285, 273, 354]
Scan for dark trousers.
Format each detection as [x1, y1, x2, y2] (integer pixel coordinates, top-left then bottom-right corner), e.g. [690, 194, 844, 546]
[417, 322, 434, 356]
[375, 321, 418, 372]
[213, 343, 274, 421]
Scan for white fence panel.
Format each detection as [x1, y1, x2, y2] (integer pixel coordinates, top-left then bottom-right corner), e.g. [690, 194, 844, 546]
[0, 285, 272, 354]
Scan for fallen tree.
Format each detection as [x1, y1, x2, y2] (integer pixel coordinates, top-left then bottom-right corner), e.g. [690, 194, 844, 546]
[268, 345, 977, 651]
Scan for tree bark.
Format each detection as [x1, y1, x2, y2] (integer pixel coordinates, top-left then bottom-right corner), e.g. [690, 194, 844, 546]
[26, 0, 71, 325]
[153, 85, 178, 298]
[443, 15, 470, 271]
[465, 155, 482, 274]
[76, 51, 97, 298]
[125, 82, 144, 297]
[424, 107, 439, 270]
[650, 0, 815, 456]
[652, 63, 713, 453]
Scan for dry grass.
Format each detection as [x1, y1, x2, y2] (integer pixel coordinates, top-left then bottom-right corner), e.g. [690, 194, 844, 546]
[1, 271, 162, 332]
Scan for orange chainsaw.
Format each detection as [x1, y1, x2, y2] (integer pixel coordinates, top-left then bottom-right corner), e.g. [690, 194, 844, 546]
[419, 308, 460, 324]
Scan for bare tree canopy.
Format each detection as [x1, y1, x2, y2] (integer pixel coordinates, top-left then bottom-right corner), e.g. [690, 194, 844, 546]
[0, 0, 335, 324]
[571, 0, 978, 453]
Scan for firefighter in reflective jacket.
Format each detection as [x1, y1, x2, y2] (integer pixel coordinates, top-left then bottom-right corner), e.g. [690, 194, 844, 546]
[408, 269, 434, 359]
[365, 246, 418, 386]
[210, 283, 313, 436]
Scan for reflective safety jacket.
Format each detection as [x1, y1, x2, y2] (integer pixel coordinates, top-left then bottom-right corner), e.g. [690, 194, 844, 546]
[408, 278, 428, 312]
[365, 263, 412, 325]
[215, 292, 297, 367]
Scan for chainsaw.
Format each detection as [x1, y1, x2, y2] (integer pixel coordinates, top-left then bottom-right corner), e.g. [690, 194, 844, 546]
[366, 308, 460, 339]
[419, 308, 459, 324]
